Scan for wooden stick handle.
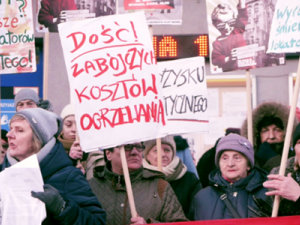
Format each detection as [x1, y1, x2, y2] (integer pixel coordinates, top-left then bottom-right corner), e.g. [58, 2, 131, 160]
[156, 138, 162, 172]
[246, 69, 253, 145]
[120, 146, 138, 218]
[272, 57, 300, 217]
[76, 131, 81, 166]
[43, 32, 49, 99]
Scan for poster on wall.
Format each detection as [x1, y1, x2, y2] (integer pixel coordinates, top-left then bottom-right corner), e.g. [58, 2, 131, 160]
[0, 0, 36, 73]
[1, 100, 15, 131]
[118, 0, 182, 25]
[206, 0, 285, 73]
[58, 11, 166, 151]
[124, 0, 176, 10]
[158, 57, 209, 135]
[36, 0, 116, 32]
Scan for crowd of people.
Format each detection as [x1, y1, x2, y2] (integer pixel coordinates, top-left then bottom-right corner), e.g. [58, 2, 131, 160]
[1, 89, 300, 224]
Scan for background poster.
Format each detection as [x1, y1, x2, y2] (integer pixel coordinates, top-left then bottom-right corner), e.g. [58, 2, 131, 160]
[206, 0, 285, 73]
[36, 0, 116, 32]
[118, 0, 182, 25]
[124, 0, 175, 10]
[267, 0, 300, 54]
[58, 12, 166, 151]
[0, 100, 15, 131]
[0, 0, 36, 73]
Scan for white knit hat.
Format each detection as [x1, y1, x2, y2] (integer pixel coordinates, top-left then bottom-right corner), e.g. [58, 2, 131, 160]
[60, 104, 75, 121]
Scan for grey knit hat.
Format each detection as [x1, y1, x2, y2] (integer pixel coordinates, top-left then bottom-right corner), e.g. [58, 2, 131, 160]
[143, 136, 176, 158]
[14, 89, 39, 109]
[215, 133, 254, 168]
[12, 108, 62, 146]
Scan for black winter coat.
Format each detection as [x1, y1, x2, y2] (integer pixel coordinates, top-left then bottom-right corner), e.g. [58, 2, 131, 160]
[169, 171, 201, 217]
[2, 140, 106, 225]
[189, 167, 268, 221]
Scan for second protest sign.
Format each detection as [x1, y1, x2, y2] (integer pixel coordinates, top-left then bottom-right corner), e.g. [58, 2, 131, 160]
[158, 56, 209, 135]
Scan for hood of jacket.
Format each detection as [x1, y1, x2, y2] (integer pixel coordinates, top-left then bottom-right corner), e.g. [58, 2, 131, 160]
[241, 102, 298, 151]
[208, 166, 268, 193]
[2, 140, 73, 181]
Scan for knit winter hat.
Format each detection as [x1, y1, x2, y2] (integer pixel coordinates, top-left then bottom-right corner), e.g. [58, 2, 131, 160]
[143, 136, 176, 158]
[293, 123, 300, 148]
[14, 89, 39, 109]
[60, 104, 75, 121]
[215, 133, 254, 168]
[12, 108, 62, 146]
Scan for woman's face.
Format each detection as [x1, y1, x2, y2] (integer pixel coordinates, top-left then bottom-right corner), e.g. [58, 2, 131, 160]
[7, 119, 35, 161]
[147, 144, 174, 167]
[294, 139, 300, 166]
[62, 115, 76, 140]
[219, 150, 250, 182]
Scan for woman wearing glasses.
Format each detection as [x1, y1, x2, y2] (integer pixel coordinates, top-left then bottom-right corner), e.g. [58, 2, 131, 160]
[88, 142, 188, 225]
[143, 136, 201, 218]
[189, 134, 269, 220]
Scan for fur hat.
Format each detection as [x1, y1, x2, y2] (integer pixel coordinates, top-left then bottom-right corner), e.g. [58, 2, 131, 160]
[241, 102, 297, 152]
[60, 104, 75, 121]
[143, 136, 176, 158]
[14, 89, 39, 109]
[215, 133, 254, 169]
[13, 108, 62, 146]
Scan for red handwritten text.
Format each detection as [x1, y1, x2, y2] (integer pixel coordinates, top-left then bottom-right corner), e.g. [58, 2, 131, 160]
[67, 21, 138, 53]
[71, 47, 156, 78]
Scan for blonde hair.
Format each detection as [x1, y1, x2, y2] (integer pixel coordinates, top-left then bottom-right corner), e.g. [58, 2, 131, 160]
[10, 115, 42, 153]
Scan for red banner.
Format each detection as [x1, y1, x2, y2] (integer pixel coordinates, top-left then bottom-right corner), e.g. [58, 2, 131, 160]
[124, 0, 174, 10]
[160, 216, 300, 225]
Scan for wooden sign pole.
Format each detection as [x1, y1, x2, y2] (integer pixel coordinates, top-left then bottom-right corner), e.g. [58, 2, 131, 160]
[156, 138, 163, 171]
[272, 56, 300, 217]
[120, 145, 138, 217]
[246, 69, 253, 145]
[148, 23, 163, 172]
[43, 32, 50, 99]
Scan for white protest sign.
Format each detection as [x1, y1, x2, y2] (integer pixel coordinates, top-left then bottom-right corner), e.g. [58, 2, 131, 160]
[58, 12, 166, 151]
[0, 154, 46, 225]
[158, 57, 209, 135]
[268, 1, 300, 53]
[0, 0, 36, 73]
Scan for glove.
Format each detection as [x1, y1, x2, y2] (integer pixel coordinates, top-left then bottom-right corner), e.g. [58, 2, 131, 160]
[38, 99, 53, 112]
[248, 195, 273, 217]
[256, 142, 277, 167]
[31, 184, 66, 216]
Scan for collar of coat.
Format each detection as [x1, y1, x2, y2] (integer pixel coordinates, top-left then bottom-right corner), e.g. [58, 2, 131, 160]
[93, 163, 165, 190]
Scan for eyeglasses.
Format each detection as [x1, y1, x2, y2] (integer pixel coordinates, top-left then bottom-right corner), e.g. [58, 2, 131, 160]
[216, 18, 236, 30]
[124, 144, 145, 152]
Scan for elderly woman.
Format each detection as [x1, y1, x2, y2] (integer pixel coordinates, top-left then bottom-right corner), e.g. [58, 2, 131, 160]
[262, 123, 300, 216]
[58, 104, 88, 174]
[189, 133, 268, 220]
[143, 136, 201, 217]
[2, 108, 106, 225]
